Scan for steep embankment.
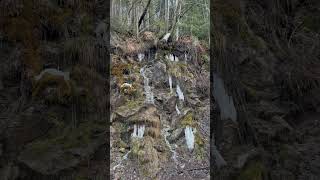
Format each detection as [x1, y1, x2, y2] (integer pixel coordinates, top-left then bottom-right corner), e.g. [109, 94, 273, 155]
[110, 32, 210, 179]
[212, 0, 320, 179]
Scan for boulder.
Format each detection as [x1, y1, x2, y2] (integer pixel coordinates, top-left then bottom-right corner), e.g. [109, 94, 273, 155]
[168, 128, 184, 143]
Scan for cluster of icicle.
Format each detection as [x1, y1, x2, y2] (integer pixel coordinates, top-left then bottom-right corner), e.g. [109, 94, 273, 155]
[166, 56, 195, 151]
[166, 54, 179, 62]
[140, 67, 154, 104]
[131, 124, 145, 138]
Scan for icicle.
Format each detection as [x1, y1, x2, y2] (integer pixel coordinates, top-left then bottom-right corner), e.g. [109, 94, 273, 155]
[176, 84, 184, 101]
[131, 124, 145, 139]
[131, 124, 138, 138]
[175, 56, 179, 62]
[166, 54, 175, 61]
[162, 33, 171, 42]
[169, 75, 173, 93]
[138, 53, 145, 62]
[137, 125, 145, 138]
[175, 104, 181, 115]
[184, 53, 187, 61]
[185, 126, 195, 150]
[213, 73, 237, 122]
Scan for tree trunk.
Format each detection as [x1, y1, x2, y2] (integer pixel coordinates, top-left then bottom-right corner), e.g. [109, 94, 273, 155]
[138, 0, 152, 29]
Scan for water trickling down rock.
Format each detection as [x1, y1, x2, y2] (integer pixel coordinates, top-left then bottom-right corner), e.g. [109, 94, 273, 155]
[140, 67, 154, 104]
[162, 126, 179, 166]
[112, 150, 132, 170]
[175, 104, 181, 115]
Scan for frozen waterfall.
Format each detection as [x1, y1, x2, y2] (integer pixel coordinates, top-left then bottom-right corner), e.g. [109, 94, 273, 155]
[184, 126, 195, 151]
[169, 75, 173, 93]
[140, 67, 154, 104]
[131, 124, 145, 138]
[213, 73, 237, 122]
[176, 84, 185, 101]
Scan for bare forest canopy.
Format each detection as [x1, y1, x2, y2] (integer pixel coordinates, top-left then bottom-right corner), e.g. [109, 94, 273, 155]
[111, 0, 210, 43]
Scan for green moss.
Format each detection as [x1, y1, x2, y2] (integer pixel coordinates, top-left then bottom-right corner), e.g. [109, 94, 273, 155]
[80, 14, 94, 35]
[279, 144, 290, 162]
[32, 73, 73, 104]
[127, 98, 144, 109]
[28, 121, 104, 155]
[131, 138, 143, 159]
[48, 8, 72, 30]
[238, 160, 266, 180]
[74, 175, 88, 180]
[180, 112, 195, 127]
[47, 111, 64, 128]
[302, 15, 320, 33]
[195, 131, 205, 160]
[111, 62, 134, 85]
[239, 24, 265, 50]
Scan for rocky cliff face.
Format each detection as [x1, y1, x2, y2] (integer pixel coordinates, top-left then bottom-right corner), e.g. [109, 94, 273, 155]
[110, 32, 210, 179]
[212, 0, 320, 179]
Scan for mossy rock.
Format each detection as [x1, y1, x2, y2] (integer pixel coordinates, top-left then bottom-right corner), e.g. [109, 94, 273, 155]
[111, 62, 135, 85]
[180, 112, 196, 127]
[115, 98, 144, 118]
[238, 160, 267, 180]
[130, 137, 159, 178]
[32, 71, 73, 104]
[194, 131, 205, 160]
